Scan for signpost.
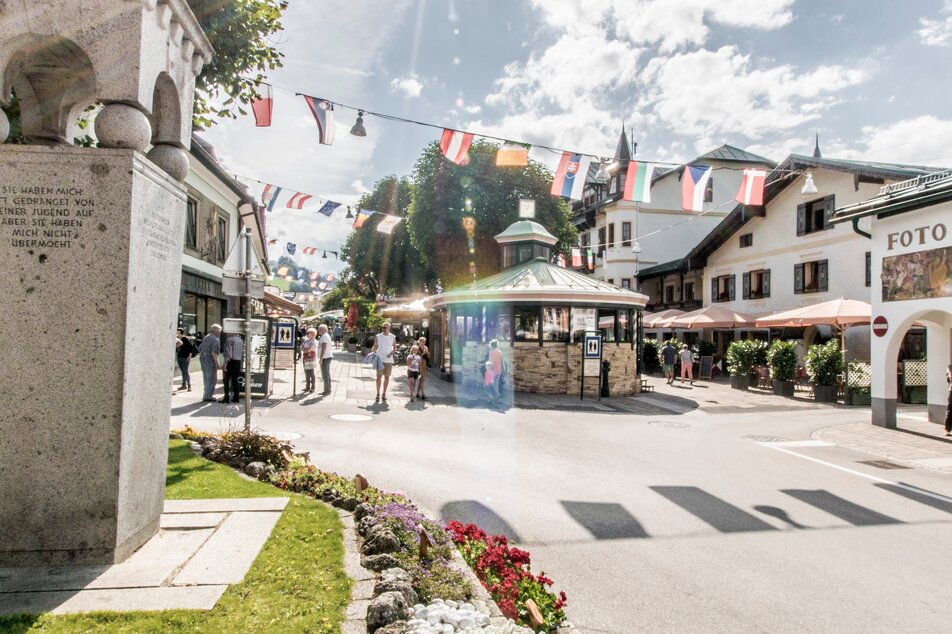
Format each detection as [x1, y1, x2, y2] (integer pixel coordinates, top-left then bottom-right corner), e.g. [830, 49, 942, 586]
[872, 315, 889, 337]
[580, 332, 602, 401]
[221, 227, 267, 431]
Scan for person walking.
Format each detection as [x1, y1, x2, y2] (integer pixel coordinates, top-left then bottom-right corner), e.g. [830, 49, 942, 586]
[661, 340, 677, 385]
[301, 327, 317, 393]
[488, 339, 504, 399]
[416, 336, 430, 400]
[318, 323, 334, 395]
[679, 345, 695, 384]
[372, 322, 397, 402]
[406, 345, 422, 401]
[220, 328, 243, 403]
[333, 323, 343, 349]
[197, 324, 222, 401]
[175, 328, 194, 391]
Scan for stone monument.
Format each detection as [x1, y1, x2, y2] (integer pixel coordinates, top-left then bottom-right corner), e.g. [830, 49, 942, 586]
[0, 0, 212, 565]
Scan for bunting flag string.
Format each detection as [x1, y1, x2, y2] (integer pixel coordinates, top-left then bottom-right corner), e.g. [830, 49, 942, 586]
[242, 177, 346, 218]
[736, 168, 767, 206]
[550, 152, 592, 201]
[623, 161, 654, 203]
[440, 129, 474, 165]
[251, 83, 273, 127]
[287, 192, 313, 209]
[681, 165, 713, 212]
[353, 209, 375, 228]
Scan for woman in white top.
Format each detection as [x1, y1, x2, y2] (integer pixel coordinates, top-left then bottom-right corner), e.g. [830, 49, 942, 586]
[679, 345, 694, 384]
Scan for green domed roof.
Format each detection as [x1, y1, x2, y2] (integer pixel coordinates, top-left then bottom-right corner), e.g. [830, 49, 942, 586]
[494, 220, 558, 246]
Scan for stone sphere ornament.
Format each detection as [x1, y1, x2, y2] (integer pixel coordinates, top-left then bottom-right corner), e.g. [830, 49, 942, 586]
[147, 143, 189, 181]
[95, 103, 152, 151]
[0, 109, 9, 143]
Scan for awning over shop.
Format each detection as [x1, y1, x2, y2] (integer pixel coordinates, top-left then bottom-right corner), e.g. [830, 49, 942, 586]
[643, 309, 686, 328]
[755, 298, 871, 328]
[262, 291, 303, 316]
[668, 305, 757, 329]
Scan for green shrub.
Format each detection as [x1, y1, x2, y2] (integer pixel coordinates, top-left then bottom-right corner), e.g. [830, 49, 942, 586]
[692, 339, 717, 358]
[726, 340, 763, 376]
[807, 340, 843, 386]
[767, 340, 798, 382]
[657, 337, 682, 364]
[171, 427, 292, 468]
[641, 339, 659, 374]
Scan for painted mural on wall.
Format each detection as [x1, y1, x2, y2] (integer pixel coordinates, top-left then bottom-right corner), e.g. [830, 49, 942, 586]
[882, 245, 952, 301]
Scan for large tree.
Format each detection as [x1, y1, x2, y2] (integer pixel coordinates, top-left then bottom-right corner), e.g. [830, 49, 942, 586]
[339, 175, 438, 299]
[407, 139, 576, 288]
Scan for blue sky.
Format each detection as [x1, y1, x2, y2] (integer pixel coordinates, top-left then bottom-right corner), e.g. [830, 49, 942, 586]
[202, 0, 952, 274]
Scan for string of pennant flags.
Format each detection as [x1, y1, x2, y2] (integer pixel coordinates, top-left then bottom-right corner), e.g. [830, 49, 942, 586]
[249, 82, 779, 209]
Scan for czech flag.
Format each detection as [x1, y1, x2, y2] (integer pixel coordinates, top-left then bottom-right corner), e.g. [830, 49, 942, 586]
[681, 164, 712, 212]
[440, 129, 473, 165]
[262, 184, 282, 212]
[550, 152, 592, 201]
[251, 83, 273, 127]
[736, 168, 767, 206]
[303, 96, 335, 145]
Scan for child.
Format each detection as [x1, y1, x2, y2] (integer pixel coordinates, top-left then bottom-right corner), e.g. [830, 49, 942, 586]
[406, 345, 422, 401]
[484, 360, 499, 401]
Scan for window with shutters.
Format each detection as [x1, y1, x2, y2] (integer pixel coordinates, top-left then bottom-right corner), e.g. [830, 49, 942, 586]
[608, 223, 615, 248]
[742, 269, 771, 300]
[739, 233, 753, 248]
[794, 259, 828, 294]
[185, 197, 198, 250]
[865, 251, 871, 287]
[598, 227, 606, 257]
[684, 282, 695, 301]
[622, 222, 631, 246]
[665, 285, 675, 303]
[215, 213, 228, 263]
[711, 274, 735, 303]
[796, 195, 835, 236]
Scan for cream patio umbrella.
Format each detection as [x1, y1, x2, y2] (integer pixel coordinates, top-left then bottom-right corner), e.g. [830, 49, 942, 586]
[667, 305, 758, 329]
[754, 298, 871, 328]
[643, 308, 686, 328]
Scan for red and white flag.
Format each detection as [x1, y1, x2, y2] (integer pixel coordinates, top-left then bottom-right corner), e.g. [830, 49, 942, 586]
[571, 248, 582, 267]
[251, 84, 273, 127]
[287, 192, 313, 209]
[557, 253, 566, 268]
[736, 168, 767, 206]
[302, 246, 318, 255]
[440, 129, 473, 165]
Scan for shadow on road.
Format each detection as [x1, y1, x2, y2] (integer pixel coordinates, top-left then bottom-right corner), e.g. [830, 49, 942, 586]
[440, 500, 521, 541]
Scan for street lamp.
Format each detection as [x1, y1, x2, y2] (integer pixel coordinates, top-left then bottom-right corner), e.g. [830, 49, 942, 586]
[632, 240, 642, 292]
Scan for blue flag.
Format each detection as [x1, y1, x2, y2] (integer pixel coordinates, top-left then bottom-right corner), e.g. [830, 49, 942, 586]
[287, 242, 296, 255]
[318, 200, 341, 217]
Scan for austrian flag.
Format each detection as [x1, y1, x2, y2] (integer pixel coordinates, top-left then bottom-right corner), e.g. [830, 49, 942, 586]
[736, 169, 767, 206]
[302, 247, 318, 256]
[440, 129, 473, 165]
[287, 192, 313, 209]
[550, 152, 593, 201]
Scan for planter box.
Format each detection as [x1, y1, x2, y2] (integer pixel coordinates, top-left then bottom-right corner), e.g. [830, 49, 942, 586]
[846, 392, 871, 406]
[814, 385, 838, 403]
[772, 380, 795, 398]
[730, 375, 750, 391]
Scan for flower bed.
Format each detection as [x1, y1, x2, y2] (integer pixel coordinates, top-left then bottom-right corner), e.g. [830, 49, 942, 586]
[447, 522, 567, 630]
[171, 427, 570, 632]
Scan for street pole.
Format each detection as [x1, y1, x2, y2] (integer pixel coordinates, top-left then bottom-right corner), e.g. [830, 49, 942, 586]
[243, 227, 252, 432]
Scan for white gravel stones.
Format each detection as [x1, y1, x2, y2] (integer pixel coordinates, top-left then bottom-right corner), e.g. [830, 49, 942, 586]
[404, 598, 519, 634]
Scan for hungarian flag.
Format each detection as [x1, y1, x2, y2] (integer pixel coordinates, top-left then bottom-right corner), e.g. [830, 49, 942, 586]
[353, 209, 374, 228]
[623, 161, 654, 203]
[287, 192, 312, 209]
[251, 83, 273, 127]
[550, 152, 592, 201]
[496, 141, 529, 167]
[586, 248, 594, 270]
[681, 164, 712, 212]
[262, 184, 282, 211]
[376, 215, 403, 234]
[736, 168, 767, 205]
[302, 246, 318, 256]
[440, 129, 473, 165]
[303, 96, 335, 145]
[317, 200, 341, 217]
[571, 247, 582, 267]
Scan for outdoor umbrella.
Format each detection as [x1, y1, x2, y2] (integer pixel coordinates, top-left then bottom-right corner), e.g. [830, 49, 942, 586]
[667, 305, 758, 329]
[754, 298, 871, 328]
[643, 308, 685, 328]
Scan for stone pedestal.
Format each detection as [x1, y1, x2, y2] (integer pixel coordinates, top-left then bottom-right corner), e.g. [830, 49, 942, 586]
[0, 145, 186, 565]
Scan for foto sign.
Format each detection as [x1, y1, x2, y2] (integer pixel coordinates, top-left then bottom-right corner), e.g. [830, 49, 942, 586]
[519, 199, 536, 219]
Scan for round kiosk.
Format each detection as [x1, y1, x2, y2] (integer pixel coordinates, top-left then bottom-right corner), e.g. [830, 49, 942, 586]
[426, 220, 648, 396]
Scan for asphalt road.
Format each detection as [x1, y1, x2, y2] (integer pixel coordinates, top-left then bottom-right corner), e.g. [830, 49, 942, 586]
[173, 371, 952, 633]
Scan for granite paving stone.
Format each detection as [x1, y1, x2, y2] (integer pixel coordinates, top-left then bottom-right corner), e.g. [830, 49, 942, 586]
[172, 511, 283, 585]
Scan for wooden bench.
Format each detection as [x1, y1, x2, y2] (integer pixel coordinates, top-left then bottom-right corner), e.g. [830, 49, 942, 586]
[640, 379, 654, 393]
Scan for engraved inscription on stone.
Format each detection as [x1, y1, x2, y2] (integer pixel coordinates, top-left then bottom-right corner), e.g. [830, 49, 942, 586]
[142, 205, 176, 261]
[0, 184, 93, 250]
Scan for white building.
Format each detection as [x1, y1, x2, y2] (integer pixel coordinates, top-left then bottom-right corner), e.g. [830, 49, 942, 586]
[572, 132, 774, 292]
[833, 170, 952, 429]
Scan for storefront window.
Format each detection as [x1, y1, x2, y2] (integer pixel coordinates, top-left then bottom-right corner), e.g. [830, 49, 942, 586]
[599, 309, 617, 342]
[571, 307, 597, 342]
[514, 306, 540, 341]
[618, 310, 630, 342]
[542, 306, 570, 342]
[497, 312, 512, 341]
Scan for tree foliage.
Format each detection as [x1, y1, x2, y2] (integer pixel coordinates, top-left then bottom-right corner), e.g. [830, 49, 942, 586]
[340, 175, 439, 298]
[188, 0, 288, 128]
[407, 140, 576, 288]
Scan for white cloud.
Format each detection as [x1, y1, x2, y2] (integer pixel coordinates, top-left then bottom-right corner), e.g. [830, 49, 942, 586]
[390, 75, 424, 98]
[841, 115, 952, 165]
[917, 1, 952, 46]
[638, 46, 871, 140]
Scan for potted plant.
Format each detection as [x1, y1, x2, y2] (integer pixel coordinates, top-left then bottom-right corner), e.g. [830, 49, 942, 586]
[726, 340, 758, 390]
[767, 340, 798, 397]
[806, 340, 843, 403]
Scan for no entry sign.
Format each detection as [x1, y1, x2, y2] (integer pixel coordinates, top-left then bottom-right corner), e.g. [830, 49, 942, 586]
[872, 315, 888, 337]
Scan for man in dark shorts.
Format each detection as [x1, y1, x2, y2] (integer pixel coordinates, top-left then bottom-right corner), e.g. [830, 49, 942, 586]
[661, 341, 677, 385]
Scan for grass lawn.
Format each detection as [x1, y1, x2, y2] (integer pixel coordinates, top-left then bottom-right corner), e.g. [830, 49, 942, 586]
[0, 440, 351, 633]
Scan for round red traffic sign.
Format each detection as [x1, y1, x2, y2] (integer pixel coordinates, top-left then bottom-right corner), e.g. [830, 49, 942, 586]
[872, 315, 888, 337]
